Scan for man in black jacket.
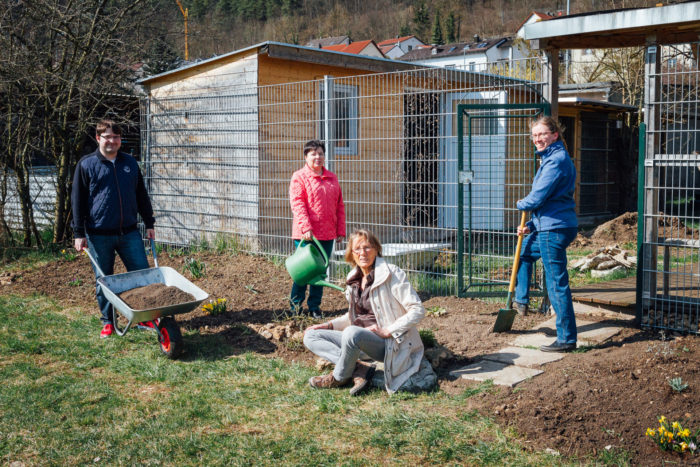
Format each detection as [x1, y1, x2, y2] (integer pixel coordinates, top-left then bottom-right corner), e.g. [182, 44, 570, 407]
[72, 119, 156, 338]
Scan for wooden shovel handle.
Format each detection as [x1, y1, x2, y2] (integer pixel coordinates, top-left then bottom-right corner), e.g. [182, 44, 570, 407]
[508, 212, 528, 293]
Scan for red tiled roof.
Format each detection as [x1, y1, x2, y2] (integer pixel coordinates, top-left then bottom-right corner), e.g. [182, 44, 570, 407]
[376, 36, 416, 47]
[515, 11, 556, 34]
[323, 40, 374, 55]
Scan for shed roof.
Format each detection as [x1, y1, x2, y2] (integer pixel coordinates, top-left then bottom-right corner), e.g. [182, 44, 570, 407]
[137, 41, 419, 86]
[524, 2, 700, 49]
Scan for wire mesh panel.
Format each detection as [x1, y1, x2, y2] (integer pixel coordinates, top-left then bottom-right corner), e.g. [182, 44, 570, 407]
[141, 58, 547, 296]
[641, 42, 700, 333]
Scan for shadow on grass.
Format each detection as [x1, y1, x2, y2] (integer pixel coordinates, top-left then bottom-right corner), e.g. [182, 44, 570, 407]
[178, 326, 278, 362]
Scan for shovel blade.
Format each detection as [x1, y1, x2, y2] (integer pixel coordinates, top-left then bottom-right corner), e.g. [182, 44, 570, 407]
[493, 307, 517, 333]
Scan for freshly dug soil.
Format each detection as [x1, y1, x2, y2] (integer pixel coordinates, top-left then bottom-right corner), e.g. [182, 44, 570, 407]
[2, 250, 699, 465]
[118, 283, 194, 310]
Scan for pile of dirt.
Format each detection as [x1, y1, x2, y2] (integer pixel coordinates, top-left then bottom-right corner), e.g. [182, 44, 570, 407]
[118, 283, 194, 310]
[572, 212, 638, 249]
[2, 250, 698, 465]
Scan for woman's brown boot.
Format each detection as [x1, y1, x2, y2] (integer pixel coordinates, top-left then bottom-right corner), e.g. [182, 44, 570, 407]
[309, 373, 350, 389]
[349, 362, 376, 396]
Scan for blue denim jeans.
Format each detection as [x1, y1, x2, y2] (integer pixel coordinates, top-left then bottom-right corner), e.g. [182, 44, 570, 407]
[303, 326, 386, 381]
[289, 239, 335, 313]
[515, 228, 578, 344]
[87, 230, 150, 324]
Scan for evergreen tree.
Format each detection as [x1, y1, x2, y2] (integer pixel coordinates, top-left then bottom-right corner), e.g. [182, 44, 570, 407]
[430, 11, 443, 45]
[399, 23, 411, 37]
[412, 0, 429, 42]
[445, 11, 456, 43]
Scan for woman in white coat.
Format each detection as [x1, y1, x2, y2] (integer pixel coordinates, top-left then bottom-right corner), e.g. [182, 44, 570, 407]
[303, 229, 425, 395]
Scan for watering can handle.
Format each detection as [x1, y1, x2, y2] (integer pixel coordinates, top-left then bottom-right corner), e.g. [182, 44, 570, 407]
[299, 235, 330, 268]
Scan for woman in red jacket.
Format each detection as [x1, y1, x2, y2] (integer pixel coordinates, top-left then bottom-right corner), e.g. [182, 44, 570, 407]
[289, 140, 346, 318]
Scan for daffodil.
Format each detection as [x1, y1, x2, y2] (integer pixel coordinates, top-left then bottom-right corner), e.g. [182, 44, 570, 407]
[659, 416, 667, 424]
[681, 442, 688, 452]
[646, 428, 656, 437]
[680, 429, 690, 438]
[672, 421, 680, 430]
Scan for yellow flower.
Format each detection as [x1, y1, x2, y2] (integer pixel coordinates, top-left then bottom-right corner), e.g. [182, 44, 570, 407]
[680, 429, 690, 438]
[681, 442, 688, 452]
[667, 432, 674, 441]
[659, 416, 667, 424]
[672, 421, 680, 430]
[659, 426, 666, 435]
[61, 249, 66, 254]
[646, 428, 656, 437]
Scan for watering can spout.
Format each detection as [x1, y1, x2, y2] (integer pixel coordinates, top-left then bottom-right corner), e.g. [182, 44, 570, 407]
[285, 235, 345, 292]
[310, 278, 345, 292]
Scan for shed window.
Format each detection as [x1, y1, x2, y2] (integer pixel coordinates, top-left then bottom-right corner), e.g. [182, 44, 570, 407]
[320, 84, 359, 155]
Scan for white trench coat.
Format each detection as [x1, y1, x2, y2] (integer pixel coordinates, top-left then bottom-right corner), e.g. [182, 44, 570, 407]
[330, 257, 425, 394]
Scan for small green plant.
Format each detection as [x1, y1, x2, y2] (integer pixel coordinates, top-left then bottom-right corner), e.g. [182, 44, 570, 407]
[646, 416, 698, 454]
[668, 377, 689, 393]
[419, 328, 437, 348]
[59, 249, 77, 261]
[68, 277, 82, 287]
[183, 257, 206, 279]
[214, 233, 242, 254]
[202, 298, 227, 316]
[426, 306, 447, 317]
[284, 337, 304, 352]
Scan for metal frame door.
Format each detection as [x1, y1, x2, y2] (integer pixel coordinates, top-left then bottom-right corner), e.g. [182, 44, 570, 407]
[456, 103, 550, 297]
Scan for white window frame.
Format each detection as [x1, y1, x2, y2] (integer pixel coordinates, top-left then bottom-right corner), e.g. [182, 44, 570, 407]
[320, 83, 359, 156]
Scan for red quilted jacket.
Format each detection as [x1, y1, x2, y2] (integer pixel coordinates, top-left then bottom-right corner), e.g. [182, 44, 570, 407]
[289, 165, 346, 240]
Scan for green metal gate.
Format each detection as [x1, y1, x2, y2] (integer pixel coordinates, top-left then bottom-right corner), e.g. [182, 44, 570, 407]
[455, 103, 550, 297]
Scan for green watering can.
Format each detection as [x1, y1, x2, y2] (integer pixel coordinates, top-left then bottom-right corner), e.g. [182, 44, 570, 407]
[285, 236, 345, 292]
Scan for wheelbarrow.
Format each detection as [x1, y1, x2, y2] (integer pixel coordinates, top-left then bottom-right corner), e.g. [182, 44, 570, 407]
[85, 239, 209, 359]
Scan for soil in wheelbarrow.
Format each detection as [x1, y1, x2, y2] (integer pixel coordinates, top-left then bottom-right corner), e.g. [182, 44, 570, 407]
[118, 283, 195, 310]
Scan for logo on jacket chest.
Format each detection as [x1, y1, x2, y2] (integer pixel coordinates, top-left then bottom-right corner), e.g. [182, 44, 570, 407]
[123, 166, 131, 173]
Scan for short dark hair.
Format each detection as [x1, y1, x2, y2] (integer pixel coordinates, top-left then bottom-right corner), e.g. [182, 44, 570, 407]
[96, 119, 122, 137]
[303, 140, 325, 157]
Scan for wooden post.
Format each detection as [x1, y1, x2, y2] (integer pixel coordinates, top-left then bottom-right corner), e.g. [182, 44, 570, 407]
[544, 49, 559, 120]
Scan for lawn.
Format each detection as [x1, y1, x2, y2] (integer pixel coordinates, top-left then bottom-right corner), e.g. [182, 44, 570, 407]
[0, 294, 574, 466]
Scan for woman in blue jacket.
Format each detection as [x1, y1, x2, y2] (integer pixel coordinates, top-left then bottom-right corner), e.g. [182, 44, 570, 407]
[515, 116, 578, 352]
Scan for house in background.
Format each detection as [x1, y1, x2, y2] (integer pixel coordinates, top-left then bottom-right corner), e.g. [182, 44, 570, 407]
[321, 39, 385, 58]
[377, 35, 425, 59]
[515, 11, 557, 39]
[306, 35, 350, 48]
[399, 36, 526, 70]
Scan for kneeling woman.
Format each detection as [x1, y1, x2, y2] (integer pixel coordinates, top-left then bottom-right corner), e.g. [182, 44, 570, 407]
[303, 230, 426, 395]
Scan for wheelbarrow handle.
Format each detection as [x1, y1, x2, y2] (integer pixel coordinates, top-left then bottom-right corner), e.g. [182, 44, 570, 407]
[150, 238, 159, 269]
[84, 248, 106, 278]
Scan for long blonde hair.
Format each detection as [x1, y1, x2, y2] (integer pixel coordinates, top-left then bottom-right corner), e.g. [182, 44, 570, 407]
[531, 116, 568, 152]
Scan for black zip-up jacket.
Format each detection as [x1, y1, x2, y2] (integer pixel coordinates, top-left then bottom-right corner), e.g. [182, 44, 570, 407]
[71, 149, 155, 238]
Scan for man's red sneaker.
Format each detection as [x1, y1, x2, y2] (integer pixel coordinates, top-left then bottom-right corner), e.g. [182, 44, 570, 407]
[100, 323, 114, 338]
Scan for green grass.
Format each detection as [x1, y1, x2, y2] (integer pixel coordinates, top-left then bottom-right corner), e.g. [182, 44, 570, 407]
[0, 294, 580, 466]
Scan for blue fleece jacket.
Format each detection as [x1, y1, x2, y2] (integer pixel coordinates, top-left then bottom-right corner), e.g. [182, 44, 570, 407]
[71, 150, 155, 238]
[516, 140, 577, 232]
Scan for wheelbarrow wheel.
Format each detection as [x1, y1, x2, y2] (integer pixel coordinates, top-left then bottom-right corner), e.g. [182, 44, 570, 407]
[157, 317, 183, 359]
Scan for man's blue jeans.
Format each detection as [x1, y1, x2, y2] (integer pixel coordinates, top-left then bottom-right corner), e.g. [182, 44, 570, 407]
[289, 239, 335, 313]
[87, 230, 149, 324]
[515, 227, 578, 344]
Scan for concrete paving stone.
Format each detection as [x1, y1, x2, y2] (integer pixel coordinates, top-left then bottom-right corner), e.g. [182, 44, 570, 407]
[511, 332, 558, 348]
[577, 322, 623, 345]
[573, 301, 635, 320]
[449, 359, 543, 387]
[481, 346, 565, 367]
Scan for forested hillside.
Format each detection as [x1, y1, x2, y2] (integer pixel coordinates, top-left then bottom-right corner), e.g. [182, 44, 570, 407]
[156, 0, 660, 65]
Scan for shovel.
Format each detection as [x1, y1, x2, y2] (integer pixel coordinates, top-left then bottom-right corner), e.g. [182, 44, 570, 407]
[493, 211, 528, 333]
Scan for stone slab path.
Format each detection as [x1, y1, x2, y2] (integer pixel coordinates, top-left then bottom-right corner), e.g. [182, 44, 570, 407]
[449, 315, 625, 387]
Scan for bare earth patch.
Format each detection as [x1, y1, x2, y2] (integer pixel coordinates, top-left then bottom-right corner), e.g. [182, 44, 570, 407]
[2, 250, 699, 465]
